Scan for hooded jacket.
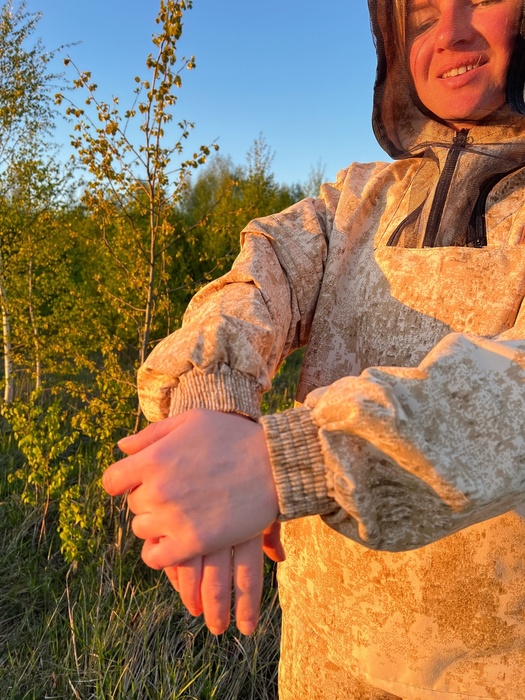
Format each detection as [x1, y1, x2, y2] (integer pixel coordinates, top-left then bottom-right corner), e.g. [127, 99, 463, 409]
[138, 1, 525, 697]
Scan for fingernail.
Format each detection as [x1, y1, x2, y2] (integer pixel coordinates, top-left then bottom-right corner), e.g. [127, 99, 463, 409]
[239, 621, 256, 636]
[208, 627, 224, 637]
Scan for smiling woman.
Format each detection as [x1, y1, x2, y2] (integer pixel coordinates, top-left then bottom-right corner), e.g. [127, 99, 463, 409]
[103, 0, 525, 698]
[407, 0, 523, 127]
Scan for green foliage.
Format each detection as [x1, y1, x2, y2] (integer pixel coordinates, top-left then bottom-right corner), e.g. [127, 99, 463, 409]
[0, 1, 67, 404]
[0, 154, 77, 395]
[180, 137, 306, 284]
[0, 2, 324, 695]
[52, 1, 222, 455]
[2, 391, 76, 508]
[261, 348, 305, 415]
[0, 390, 108, 562]
[0, 0, 62, 165]
[57, 478, 106, 564]
[0, 0, 311, 568]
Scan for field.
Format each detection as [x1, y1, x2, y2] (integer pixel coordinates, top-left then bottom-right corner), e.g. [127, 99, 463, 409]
[0, 351, 303, 700]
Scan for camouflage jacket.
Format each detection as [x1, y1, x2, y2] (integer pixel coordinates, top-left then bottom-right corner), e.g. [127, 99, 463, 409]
[137, 137, 525, 698]
[136, 0, 525, 693]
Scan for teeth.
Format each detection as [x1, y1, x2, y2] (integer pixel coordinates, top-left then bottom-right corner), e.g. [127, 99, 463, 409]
[441, 64, 479, 79]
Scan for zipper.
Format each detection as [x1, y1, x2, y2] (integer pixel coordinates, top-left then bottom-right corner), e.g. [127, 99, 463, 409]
[466, 166, 525, 247]
[386, 201, 425, 246]
[422, 128, 469, 247]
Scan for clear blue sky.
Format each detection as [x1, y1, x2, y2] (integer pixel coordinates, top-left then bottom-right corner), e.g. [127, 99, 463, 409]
[25, 0, 388, 186]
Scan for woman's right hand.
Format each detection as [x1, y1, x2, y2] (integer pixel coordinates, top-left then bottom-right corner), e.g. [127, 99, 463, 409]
[163, 522, 285, 636]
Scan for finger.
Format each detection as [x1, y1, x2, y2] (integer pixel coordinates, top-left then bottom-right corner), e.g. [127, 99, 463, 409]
[164, 565, 180, 592]
[131, 512, 162, 540]
[177, 557, 204, 616]
[126, 484, 146, 515]
[102, 453, 144, 496]
[118, 413, 189, 454]
[141, 536, 185, 570]
[126, 483, 163, 517]
[262, 522, 286, 562]
[201, 549, 233, 636]
[104, 412, 193, 495]
[233, 536, 264, 636]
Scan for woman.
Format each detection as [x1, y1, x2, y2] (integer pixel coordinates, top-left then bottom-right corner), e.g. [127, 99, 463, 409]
[104, 0, 525, 697]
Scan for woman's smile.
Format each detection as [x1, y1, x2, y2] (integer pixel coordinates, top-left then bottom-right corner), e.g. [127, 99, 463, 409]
[408, 0, 522, 128]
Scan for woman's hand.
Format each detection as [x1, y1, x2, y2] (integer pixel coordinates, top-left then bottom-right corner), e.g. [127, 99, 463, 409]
[162, 522, 285, 635]
[164, 539, 264, 636]
[104, 410, 283, 635]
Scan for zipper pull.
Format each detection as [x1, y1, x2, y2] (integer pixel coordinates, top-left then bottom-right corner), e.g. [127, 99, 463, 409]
[453, 128, 469, 148]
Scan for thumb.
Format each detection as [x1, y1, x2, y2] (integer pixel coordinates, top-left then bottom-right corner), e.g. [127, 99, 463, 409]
[118, 413, 187, 454]
[262, 522, 286, 562]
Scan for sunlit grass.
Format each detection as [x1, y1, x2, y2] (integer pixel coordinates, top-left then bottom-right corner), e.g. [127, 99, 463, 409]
[0, 464, 281, 699]
[0, 352, 304, 699]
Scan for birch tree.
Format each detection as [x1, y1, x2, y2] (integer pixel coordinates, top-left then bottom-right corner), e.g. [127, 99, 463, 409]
[0, 153, 75, 393]
[0, 1, 62, 403]
[56, 0, 217, 432]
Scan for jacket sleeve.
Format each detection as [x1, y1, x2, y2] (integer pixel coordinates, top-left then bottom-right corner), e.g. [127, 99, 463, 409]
[260, 329, 525, 552]
[137, 176, 344, 423]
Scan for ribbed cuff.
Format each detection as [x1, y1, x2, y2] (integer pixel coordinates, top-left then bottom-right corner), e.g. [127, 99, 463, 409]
[260, 406, 335, 521]
[169, 369, 263, 420]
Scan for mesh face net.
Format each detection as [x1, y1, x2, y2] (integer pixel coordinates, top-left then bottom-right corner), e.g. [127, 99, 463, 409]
[368, 0, 525, 248]
[369, 0, 525, 158]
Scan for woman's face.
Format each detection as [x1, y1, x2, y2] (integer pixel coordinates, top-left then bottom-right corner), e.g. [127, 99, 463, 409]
[407, 0, 523, 128]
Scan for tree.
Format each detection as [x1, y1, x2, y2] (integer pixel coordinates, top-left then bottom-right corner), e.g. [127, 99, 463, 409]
[0, 1, 59, 165]
[0, 153, 76, 391]
[180, 136, 306, 281]
[0, 1, 63, 403]
[304, 159, 326, 198]
[57, 0, 217, 432]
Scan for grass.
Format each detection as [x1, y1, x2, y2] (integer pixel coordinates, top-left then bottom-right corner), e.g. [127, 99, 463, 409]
[0, 460, 281, 699]
[0, 351, 304, 699]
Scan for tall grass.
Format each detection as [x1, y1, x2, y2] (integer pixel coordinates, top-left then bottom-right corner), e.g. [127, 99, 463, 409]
[0, 427, 281, 700]
[0, 351, 304, 699]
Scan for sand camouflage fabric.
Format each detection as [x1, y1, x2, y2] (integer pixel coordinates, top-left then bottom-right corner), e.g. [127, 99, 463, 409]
[138, 1, 525, 698]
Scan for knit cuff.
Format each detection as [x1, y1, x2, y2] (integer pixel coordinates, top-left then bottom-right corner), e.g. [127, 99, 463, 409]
[169, 369, 263, 420]
[260, 406, 335, 521]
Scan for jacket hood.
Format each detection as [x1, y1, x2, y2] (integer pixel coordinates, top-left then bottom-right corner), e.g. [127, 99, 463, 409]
[369, 0, 525, 159]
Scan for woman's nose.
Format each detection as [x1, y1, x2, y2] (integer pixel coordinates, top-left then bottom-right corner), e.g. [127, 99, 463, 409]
[435, 6, 476, 50]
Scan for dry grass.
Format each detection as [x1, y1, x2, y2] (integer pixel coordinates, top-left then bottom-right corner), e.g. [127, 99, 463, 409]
[0, 351, 305, 699]
[0, 433, 281, 700]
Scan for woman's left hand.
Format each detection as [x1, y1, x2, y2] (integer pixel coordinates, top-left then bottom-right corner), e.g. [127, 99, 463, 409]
[103, 410, 282, 634]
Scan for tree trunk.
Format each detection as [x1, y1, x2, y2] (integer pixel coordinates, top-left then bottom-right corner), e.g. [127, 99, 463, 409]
[27, 258, 41, 390]
[0, 250, 14, 404]
[133, 203, 158, 436]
